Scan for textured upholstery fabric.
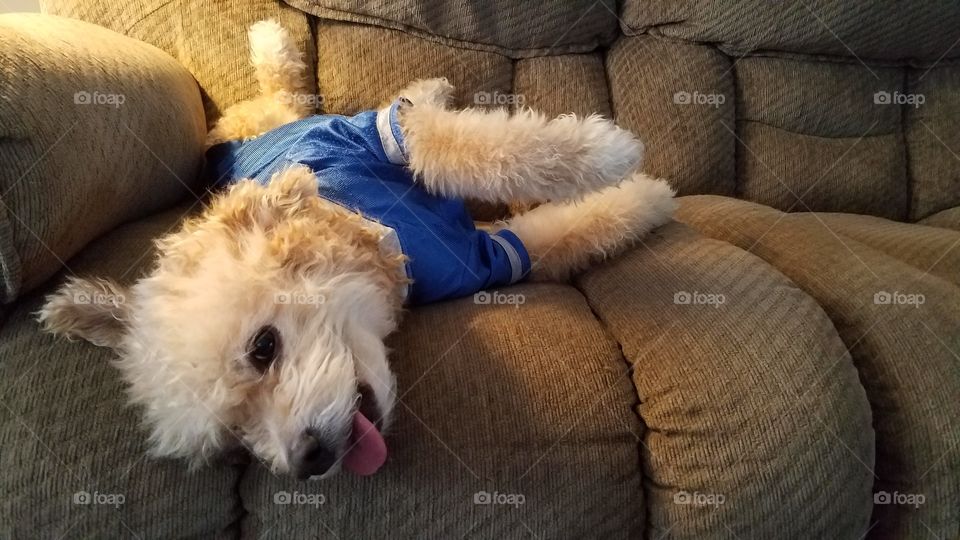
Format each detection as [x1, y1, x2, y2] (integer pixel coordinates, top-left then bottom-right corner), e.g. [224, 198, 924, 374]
[37, 1, 960, 223]
[920, 206, 960, 231]
[677, 195, 960, 539]
[11, 1, 960, 538]
[40, 0, 316, 126]
[793, 213, 960, 287]
[735, 56, 908, 220]
[620, 0, 960, 62]
[606, 36, 736, 196]
[289, 0, 618, 57]
[0, 14, 206, 304]
[240, 284, 645, 537]
[0, 203, 242, 539]
[577, 222, 875, 538]
[514, 54, 611, 118]
[315, 20, 512, 115]
[906, 65, 960, 221]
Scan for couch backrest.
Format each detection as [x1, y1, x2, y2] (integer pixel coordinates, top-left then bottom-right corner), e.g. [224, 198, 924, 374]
[41, 0, 960, 222]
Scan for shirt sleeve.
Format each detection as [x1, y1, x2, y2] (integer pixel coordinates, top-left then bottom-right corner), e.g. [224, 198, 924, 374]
[375, 99, 410, 166]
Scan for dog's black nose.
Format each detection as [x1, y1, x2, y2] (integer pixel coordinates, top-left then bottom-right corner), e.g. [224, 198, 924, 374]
[295, 434, 337, 479]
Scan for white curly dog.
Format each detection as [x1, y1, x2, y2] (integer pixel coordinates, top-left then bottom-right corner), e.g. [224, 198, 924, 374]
[39, 20, 676, 480]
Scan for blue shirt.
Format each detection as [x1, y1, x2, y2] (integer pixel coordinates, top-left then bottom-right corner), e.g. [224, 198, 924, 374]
[205, 101, 530, 305]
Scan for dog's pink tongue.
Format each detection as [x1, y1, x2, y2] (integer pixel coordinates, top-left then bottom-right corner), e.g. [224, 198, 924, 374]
[342, 411, 387, 476]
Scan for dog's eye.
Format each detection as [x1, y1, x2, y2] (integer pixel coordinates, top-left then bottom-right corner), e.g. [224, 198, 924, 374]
[248, 326, 279, 371]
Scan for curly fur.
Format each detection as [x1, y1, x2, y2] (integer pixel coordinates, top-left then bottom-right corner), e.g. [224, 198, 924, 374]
[38, 19, 676, 478]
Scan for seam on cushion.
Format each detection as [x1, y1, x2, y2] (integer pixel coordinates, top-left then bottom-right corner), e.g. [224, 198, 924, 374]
[226, 463, 251, 539]
[290, 2, 606, 59]
[0, 199, 22, 304]
[123, 0, 176, 36]
[730, 47, 743, 199]
[901, 67, 915, 221]
[568, 280, 649, 534]
[599, 40, 616, 121]
[735, 117, 900, 140]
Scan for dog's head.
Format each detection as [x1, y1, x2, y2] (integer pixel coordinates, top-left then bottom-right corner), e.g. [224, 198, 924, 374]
[39, 166, 402, 479]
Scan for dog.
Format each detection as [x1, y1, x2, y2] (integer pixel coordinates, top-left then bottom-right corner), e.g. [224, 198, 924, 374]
[38, 20, 676, 480]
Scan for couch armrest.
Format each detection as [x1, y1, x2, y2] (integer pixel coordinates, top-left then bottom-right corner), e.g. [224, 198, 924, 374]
[0, 13, 206, 303]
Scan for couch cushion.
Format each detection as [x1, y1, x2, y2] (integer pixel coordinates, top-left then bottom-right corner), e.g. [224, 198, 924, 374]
[606, 35, 735, 196]
[735, 56, 907, 220]
[315, 19, 512, 115]
[792, 213, 960, 287]
[0, 14, 206, 303]
[514, 53, 611, 118]
[919, 206, 960, 231]
[677, 195, 960, 539]
[0, 203, 242, 538]
[41, 0, 316, 125]
[620, 0, 960, 62]
[906, 64, 960, 221]
[239, 284, 645, 537]
[577, 222, 874, 538]
[288, 0, 617, 57]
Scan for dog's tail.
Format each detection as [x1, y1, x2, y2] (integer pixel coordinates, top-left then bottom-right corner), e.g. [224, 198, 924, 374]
[247, 19, 310, 100]
[503, 173, 677, 282]
[206, 20, 313, 145]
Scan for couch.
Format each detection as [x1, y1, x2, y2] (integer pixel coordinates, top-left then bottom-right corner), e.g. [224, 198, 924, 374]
[1, 1, 957, 538]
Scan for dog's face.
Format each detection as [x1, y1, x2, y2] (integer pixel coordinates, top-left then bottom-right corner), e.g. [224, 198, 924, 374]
[40, 168, 402, 478]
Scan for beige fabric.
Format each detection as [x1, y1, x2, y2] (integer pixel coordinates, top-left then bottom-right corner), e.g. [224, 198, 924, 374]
[514, 54, 612, 118]
[577, 222, 874, 538]
[906, 64, 960, 220]
[0, 203, 241, 539]
[794, 212, 960, 287]
[735, 56, 908, 220]
[10, 3, 959, 537]
[0, 14, 206, 303]
[41, 0, 315, 126]
[606, 36, 735, 196]
[620, 0, 960, 62]
[736, 56, 901, 138]
[240, 284, 645, 537]
[315, 20, 512, 115]
[678, 195, 960, 539]
[737, 123, 908, 220]
[919, 206, 960, 231]
[288, 0, 618, 58]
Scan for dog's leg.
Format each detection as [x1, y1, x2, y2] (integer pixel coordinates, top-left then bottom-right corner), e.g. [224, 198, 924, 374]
[398, 90, 644, 205]
[206, 20, 313, 145]
[500, 173, 677, 282]
[394, 77, 455, 108]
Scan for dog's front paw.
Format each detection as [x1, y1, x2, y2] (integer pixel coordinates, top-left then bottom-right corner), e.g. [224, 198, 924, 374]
[574, 115, 645, 188]
[398, 77, 455, 107]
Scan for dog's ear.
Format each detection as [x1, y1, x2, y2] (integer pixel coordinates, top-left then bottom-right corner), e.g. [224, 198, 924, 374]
[37, 277, 130, 349]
